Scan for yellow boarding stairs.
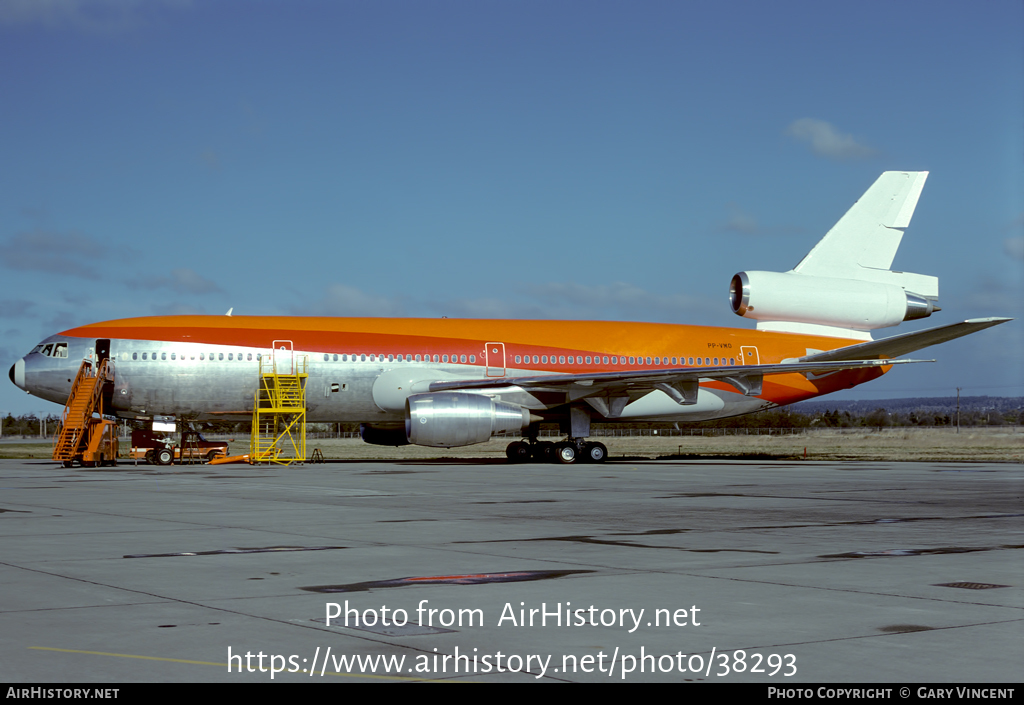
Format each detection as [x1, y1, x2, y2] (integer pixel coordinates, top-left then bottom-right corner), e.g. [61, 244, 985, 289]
[251, 341, 308, 465]
[52, 358, 118, 467]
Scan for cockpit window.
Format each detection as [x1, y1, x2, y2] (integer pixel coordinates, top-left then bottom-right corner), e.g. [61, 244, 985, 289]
[52, 343, 68, 358]
[41, 344, 54, 356]
[31, 345, 44, 354]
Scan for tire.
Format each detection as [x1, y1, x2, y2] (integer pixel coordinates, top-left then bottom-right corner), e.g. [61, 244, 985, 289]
[585, 442, 607, 463]
[556, 442, 577, 464]
[512, 442, 532, 463]
[506, 441, 531, 463]
[156, 448, 173, 466]
[145, 449, 156, 465]
[533, 441, 555, 462]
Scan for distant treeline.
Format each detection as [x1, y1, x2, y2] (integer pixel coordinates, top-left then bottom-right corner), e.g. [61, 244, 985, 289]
[4, 398, 1020, 438]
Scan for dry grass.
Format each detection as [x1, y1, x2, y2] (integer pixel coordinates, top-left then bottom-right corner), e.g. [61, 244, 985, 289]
[3, 427, 1020, 463]
[298, 428, 1023, 463]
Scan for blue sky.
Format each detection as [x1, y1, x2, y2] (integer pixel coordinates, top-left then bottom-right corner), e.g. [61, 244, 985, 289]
[1, 0, 1022, 417]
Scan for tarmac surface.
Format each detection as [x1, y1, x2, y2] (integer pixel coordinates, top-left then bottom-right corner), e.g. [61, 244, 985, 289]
[0, 456, 1021, 683]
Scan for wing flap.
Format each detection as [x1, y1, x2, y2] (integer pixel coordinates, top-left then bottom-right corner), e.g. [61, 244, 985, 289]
[428, 358, 929, 409]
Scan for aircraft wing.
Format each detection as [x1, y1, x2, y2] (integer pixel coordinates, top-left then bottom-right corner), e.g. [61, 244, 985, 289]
[428, 358, 930, 417]
[799, 318, 1012, 363]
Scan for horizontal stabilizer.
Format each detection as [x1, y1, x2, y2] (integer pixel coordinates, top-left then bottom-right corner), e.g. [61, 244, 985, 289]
[800, 318, 1013, 363]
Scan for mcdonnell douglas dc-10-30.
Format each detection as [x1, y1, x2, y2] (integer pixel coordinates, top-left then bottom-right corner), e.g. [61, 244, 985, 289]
[8, 172, 1011, 463]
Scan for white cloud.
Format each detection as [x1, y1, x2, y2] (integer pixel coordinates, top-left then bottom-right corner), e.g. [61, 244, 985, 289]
[718, 203, 760, 234]
[1004, 235, 1024, 262]
[126, 268, 223, 295]
[519, 282, 718, 322]
[0, 0, 189, 33]
[291, 281, 719, 324]
[965, 276, 1024, 315]
[296, 284, 406, 318]
[0, 229, 107, 279]
[786, 118, 876, 160]
[151, 302, 206, 316]
[165, 269, 222, 295]
[0, 300, 36, 318]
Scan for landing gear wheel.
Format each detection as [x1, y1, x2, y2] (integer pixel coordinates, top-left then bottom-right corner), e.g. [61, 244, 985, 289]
[533, 441, 555, 462]
[556, 442, 578, 464]
[584, 442, 608, 463]
[505, 441, 532, 463]
[155, 447, 173, 466]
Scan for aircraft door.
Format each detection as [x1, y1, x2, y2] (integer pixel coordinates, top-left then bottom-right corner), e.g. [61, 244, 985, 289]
[95, 338, 116, 412]
[740, 346, 760, 365]
[271, 340, 295, 374]
[485, 342, 505, 377]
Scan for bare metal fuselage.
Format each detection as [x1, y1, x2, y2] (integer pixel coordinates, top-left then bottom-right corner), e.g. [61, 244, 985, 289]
[17, 332, 774, 426]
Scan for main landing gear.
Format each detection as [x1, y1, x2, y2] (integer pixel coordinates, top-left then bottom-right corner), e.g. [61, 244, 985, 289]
[505, 438, 607, 464]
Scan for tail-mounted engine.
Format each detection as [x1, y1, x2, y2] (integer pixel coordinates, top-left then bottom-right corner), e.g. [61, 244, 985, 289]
[729, 271, 939, 334]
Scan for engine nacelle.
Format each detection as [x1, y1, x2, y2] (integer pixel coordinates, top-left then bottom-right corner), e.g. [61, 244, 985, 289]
[729, 271, 938, 332]
[360, 424, 410, 446]
[405, 392, 532, 448]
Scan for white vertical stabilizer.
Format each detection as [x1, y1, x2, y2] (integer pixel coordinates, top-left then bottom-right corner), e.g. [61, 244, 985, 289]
[793, 171, 929, 279]
[731, 171, 941, 340]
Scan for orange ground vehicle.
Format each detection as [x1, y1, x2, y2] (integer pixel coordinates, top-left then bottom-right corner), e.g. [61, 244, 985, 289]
[130, 429, 229, 465]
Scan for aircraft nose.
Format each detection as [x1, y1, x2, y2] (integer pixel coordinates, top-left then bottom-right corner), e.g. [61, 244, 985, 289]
[10, 359, 25, 390]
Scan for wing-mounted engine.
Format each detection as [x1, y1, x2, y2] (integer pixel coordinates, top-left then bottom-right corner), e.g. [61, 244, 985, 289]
[729, 171, 940, 339]
[405, 392, 535, 448]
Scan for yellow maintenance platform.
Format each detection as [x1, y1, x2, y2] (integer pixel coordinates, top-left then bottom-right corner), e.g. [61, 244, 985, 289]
[250, 341, 308, 465]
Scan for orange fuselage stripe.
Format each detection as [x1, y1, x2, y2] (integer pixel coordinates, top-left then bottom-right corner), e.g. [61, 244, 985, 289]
[60, 315, 884, 406]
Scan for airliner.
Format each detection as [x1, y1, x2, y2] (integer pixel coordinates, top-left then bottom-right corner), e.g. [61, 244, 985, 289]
[8, 172, 1010, 463]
